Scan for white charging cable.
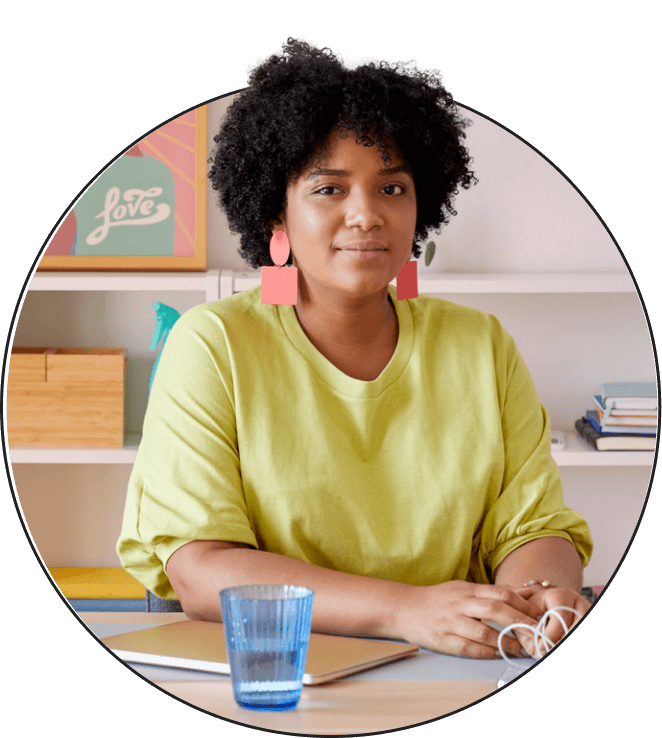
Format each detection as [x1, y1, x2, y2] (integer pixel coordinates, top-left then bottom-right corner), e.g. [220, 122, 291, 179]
[497, 605, 583, 669]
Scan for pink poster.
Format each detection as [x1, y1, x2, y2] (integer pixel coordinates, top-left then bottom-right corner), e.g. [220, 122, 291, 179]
[39, 106, 207, 271]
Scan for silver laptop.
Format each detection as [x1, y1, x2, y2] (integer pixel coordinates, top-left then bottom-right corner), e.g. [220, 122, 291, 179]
[101, 619, 419, 685]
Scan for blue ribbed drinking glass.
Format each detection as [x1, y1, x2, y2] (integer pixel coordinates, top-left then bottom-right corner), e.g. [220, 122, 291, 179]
[220, 585, 315, 711]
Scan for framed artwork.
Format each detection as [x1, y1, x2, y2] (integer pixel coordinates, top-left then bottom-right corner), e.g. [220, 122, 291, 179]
[38, 105, 207, 271]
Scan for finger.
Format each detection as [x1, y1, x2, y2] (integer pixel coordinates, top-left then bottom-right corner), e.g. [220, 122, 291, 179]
[538, 596, 589, 653]
[496, 632, 530, 659]
[464, 597, 541, 632]
[535, 592, 589, 629]
[497, 621, 543, 658]
[458, 617, 530, 659]
[517, 585, 543, 599]
[573, 596, 591, 617]
[474, 585, 545, 620]
[443, 633, 502, 660]
[515, 630, 537, 657]
[534, 607, 582, 652]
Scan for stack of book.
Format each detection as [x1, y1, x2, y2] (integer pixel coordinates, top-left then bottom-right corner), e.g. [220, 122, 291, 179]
[575, 382, 658, 451]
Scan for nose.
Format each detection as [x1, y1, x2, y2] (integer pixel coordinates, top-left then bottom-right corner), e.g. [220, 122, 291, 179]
[344, 189, 384, 230]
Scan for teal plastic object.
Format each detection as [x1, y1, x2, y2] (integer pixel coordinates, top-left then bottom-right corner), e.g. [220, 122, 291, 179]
[149, 302, 181, 394]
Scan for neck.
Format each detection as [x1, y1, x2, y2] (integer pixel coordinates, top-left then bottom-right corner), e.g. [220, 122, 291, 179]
[297, 279, 394, 340]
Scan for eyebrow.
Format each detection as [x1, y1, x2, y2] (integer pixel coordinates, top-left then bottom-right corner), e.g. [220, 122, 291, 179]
[308, 165, 412, 180]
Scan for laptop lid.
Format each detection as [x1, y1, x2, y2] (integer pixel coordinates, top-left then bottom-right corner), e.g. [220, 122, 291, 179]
[101, 620, 419, 685]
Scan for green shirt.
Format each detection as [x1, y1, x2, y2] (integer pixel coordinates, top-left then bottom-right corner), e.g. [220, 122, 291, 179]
[118, 286, 592, 599]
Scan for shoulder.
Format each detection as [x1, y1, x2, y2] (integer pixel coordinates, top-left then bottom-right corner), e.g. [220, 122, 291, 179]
[406, 295, 521, 384]
[169, 286, 281, 344]
[410, 294, 512, 345]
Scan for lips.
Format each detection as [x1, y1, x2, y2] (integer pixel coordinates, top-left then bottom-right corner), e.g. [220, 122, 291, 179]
[337, 241, 388, 251]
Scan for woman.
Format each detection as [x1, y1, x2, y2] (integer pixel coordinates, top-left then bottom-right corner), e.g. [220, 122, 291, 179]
[118, 39, 592, 659]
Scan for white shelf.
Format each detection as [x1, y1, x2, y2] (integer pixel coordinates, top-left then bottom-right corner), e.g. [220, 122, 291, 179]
[28, 269, 221, 302]
[26, 269, 636, 298]
[551, 432, 655, 466]
[232, 270, 635, 295]
[9, 432, 654, 466]
[9, 434, 142, 464]
[417, 272, 635, 294]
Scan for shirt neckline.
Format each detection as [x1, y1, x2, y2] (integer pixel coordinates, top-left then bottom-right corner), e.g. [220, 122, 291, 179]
[278, 285, 414, 398]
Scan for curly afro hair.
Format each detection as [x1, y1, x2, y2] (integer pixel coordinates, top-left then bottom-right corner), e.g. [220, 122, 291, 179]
[209, 38, 477, 269]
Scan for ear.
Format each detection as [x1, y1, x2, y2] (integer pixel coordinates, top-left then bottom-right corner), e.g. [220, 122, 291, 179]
[269, 218, 286, 238]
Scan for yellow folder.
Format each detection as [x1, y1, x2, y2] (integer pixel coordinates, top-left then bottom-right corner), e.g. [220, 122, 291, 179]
[49, 567, 146, 599]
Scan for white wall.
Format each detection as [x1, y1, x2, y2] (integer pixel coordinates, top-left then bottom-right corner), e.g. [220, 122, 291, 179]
[10, 95, 655, 589]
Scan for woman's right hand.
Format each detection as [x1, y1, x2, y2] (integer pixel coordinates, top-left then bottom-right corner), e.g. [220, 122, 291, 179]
[392, 580, 544, 659]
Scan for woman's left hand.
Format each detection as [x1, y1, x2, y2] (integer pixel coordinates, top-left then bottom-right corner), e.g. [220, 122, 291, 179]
[515, 584, 591, 657]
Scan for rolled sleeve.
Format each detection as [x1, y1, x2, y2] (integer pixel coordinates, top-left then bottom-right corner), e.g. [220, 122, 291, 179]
[117, 305, 257, 599]
[472, 332, 593, 584]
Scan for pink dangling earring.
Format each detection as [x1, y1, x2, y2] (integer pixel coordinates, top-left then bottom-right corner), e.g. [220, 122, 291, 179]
[261, 231, 298, 305]
[396, 258, 418, 300]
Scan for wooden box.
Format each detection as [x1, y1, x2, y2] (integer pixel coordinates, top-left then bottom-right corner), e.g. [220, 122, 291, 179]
[7, 347, 127, 447]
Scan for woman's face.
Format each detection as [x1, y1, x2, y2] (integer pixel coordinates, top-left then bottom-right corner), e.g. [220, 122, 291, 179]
[276, 128, 417, 300]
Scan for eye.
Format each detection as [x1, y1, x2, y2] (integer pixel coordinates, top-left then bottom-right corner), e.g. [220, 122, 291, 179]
[382, 183, 407, 196]
[314, 185, 341, 196]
